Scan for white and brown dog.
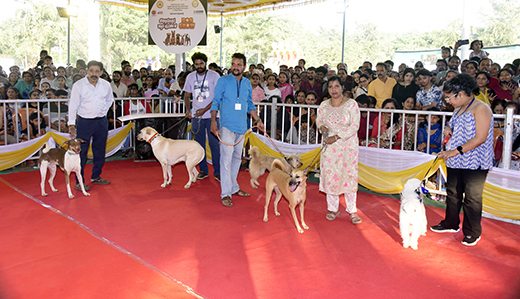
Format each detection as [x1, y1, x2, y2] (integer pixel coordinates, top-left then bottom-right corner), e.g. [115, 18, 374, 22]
[399, 178, 428, 250]
[39, 139, 90, 199]
[249, 146, 302, 188]
[264, 159, 308, 233]
[136, 126, 205, 189]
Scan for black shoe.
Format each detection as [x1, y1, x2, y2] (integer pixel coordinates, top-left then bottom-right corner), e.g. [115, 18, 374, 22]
[430, 224, 460, 233]
[74, 183, 91, 191]
[91, 177, 111, 185]
[197, 172, 208, 180]
[215, 174, 220, 182]
[462, 235, 481, 246]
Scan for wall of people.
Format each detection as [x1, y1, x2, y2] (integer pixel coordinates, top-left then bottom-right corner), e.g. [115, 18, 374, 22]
[1, 41, 519, 172]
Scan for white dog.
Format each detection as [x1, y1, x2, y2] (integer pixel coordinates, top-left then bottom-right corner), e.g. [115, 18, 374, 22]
[136, 127, 205, 189]
[399, 178, 428, 250]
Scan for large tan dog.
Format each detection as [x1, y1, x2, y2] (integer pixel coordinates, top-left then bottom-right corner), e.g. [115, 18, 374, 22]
[264, 159, 308, 233]
[136, 127, 205, 189]
[249, 146, 302, 188]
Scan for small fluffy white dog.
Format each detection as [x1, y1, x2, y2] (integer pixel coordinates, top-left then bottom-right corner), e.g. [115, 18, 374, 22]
[399, 178, 428, 250]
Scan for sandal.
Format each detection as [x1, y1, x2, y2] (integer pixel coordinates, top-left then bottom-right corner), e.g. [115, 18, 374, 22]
[233, 189, 250, 197]
[326, 211, 340, 221]
[221, 196, 233, 207]
[350, 213, 362, 224]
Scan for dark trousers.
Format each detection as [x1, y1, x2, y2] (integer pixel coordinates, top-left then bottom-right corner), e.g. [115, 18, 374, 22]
[191, 118, 220, 176]
[75, 116, 108, 183]
[440, 167, 488, 238]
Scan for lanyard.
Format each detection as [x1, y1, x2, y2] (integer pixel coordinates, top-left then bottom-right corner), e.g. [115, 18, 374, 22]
[457, 96, 476, 116]
[236, 78, 242, 102]
[196, 71, 207, 93]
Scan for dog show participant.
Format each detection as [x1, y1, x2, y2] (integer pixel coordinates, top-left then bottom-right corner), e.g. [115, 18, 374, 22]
[316, 76, 362, 224]
[210, 53, 265, 207]
[68, 60, 114, 190]
[432, 73, 494, 246]
[184, 52, 221, 182]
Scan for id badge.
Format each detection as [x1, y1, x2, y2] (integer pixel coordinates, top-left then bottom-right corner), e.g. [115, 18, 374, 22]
[197, 96, 204, 102]
[235, 103, 241, 110]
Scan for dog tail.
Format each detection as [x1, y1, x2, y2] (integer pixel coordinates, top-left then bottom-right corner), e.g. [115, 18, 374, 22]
[42, 142, 51, 154]
[271, 159, 285, 172]
[250, 146, 260, 159]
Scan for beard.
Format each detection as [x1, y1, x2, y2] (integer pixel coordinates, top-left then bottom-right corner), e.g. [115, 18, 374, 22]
[114, 78, 120, 83]
[124, 71, 131, 76]
[449, 65, 458, 70]
[232, 68, 242, 76]
[308, 75, 314, 81]
[197, 67, 206, 74]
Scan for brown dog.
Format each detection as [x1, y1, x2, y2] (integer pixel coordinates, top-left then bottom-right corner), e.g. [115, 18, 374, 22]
[264, 159, 308, 233]
[39, 139, 90, 199]
[249, 146, 302, 188]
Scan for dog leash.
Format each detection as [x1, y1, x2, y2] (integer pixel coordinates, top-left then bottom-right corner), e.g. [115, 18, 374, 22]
[159, 116, 189, 136]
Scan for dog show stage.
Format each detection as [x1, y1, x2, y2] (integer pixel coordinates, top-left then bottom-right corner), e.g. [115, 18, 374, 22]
[1, 159, 519, 299]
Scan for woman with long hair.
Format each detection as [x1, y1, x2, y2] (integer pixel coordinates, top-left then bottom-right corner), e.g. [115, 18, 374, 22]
[263, 73, 282, 101]
[473, 71, 496, 106]
[278, 71, 294, 102]
[392, 68, 419, 108]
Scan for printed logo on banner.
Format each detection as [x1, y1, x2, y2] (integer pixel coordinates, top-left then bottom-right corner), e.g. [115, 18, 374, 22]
[149, 0, 206, 53]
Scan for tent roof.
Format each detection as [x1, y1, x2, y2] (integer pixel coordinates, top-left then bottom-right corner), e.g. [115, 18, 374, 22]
[95, 0, 325, 17]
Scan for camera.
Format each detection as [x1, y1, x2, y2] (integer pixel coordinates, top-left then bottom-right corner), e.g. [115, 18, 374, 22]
[457, 39, 469, 46]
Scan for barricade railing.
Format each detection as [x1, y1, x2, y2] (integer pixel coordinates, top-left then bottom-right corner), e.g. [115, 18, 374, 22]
[1, 98, 517, 170]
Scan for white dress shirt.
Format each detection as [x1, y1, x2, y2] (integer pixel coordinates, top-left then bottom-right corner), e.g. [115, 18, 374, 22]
[68, 77, 114, 125]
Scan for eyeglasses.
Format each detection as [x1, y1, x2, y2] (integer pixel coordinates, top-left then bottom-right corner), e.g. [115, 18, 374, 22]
[446, 93, 458, 102]
[359, 80, 368, 83]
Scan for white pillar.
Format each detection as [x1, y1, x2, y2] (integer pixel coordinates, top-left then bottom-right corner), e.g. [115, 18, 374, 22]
[88, 1, 100, 61]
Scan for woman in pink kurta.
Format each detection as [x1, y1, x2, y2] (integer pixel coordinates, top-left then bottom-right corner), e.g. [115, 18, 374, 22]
[316, 76, 361, 224]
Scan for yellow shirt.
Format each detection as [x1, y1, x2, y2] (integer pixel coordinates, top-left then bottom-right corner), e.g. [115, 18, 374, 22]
[474, 88, 492, 106]
[368, 77, 397, 108]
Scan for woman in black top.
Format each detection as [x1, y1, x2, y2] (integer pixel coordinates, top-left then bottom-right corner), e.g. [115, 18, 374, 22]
[392, 68, 420, 108]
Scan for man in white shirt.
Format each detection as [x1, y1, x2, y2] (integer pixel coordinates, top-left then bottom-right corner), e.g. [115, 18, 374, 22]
[158, 68, 175, 96]
[110, 71, 128, 98]
[68, 60, 114, 190]
[184, 52, 221, 181]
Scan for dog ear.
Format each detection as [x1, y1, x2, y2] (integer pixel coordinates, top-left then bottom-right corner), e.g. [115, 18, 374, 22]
[62, 140, 70, 147]
[77, 138, 86, 143]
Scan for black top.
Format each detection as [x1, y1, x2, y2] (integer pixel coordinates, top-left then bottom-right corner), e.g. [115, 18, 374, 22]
[392, 83, 420, 108]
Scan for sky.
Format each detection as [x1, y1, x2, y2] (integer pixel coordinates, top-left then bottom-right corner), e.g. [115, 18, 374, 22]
[4, 0, 494, 34]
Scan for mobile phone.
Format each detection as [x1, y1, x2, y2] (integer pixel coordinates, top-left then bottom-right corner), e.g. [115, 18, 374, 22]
[458, 39, 469, 46]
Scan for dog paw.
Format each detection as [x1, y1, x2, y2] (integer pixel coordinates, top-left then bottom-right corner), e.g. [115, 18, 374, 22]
[42, 193, 48, 197]
[303, 225, 309, 230]
[411, 245, 418, 250]
[251, 185, 258, 189]
[297, 228, 304, 233]
[275, 212, 280, 216]
[263, 218, 268, 222]
[52, 189, 58, 192]
[69, 194, 75, 199]
[403, 242, 410, 249]
[83, 192, 91, 197]
[161, 183, 167, 188]
[184, 183, 191, 188]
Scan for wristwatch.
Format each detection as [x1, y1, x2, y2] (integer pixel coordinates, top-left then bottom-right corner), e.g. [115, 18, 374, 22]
[456, 145, 464, 155]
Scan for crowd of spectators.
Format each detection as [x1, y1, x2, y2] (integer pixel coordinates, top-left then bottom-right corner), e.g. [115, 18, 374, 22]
[1, 42, 519, 170]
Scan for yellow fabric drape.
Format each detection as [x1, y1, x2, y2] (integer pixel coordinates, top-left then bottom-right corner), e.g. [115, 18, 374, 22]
[358, 159, 447, 194]
[483, 183, 520, 219]
[0, 123, 133, 171]
[246, 132, 321, 171]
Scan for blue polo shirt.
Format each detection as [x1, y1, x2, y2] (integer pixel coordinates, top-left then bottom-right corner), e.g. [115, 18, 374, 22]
[211, 74, 256, 134]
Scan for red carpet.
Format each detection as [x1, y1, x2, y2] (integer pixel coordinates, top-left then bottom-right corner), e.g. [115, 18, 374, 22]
[1, 159, 520, 299]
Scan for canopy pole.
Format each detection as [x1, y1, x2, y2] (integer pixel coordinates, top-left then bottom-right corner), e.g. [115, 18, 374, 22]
[220, 13, 223, 67]
[341, 0, 346, 63]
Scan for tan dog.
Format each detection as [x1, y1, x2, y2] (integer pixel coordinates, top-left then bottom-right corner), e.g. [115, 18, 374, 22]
[136, 127, 205, 189]
[264, 159, 308, 233]
[249, 146, 302, 188]
[39, 139, 90, 199]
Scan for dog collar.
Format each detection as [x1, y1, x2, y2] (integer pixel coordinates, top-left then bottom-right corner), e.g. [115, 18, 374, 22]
[67, 151, 79, 155]
[147, 133, 159, 143]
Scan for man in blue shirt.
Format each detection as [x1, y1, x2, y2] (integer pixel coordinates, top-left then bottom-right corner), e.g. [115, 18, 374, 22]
[211, 53, 264, 207]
